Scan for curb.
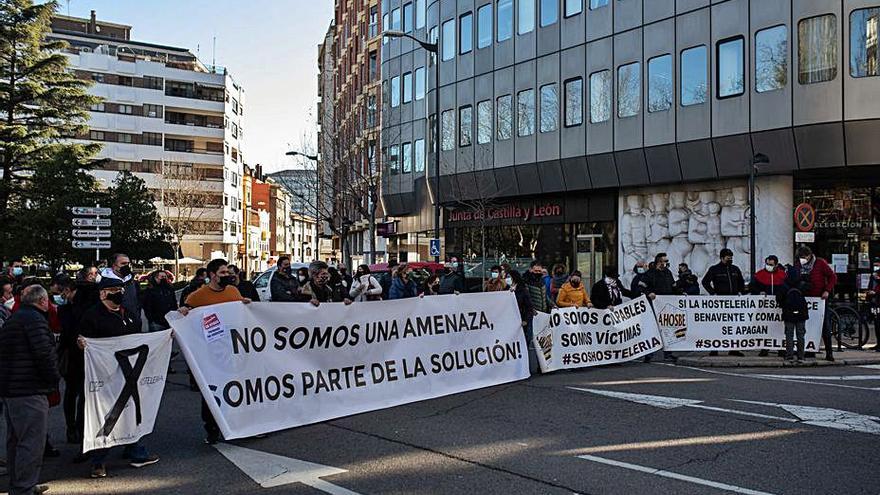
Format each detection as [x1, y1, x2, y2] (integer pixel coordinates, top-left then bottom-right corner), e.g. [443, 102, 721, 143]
[676, 354, 880, 368]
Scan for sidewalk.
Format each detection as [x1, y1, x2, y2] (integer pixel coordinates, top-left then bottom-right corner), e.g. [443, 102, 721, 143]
[675, 348, 880, 367]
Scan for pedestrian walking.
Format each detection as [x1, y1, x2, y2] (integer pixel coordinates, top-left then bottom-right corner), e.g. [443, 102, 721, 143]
[141, 270, 178, 333]
[349, 265, 383, 302]
[796, 245, 837, 361]
[779, 265, 808, 363]
[269, 256, 299, 302]
[229, 265, 260, 301]
[0, 285, 59, 495]
[703, 249, 746, 357]
[484, 265, 508, 292]
[99, 253, 142, 328]
[591, 266, 637, 310]
[178, 259, 252, 445]
[78, 278, 160, 478]
[388, 263, 418, 300]
[556, 271, 592, 309]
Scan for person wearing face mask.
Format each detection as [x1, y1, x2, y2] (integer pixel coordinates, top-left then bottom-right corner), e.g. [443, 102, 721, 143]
[350, 264, 383, 301]
[229, 265, 259, 301]
[77, 278, 160, 478]
[522, 261, 550, 313]
[643, 254, 680, 362]
[674, 263, 701, 296]
[270, 256, 300, 302]
[298, 261, 353, 306]
[179, 268, 208, 307]
[388, 263, 419, 300]
[548, 264, 569, 307]
[484, 265, 508, 292]
[296, 267, 310, 286]
[178, 259, 252, 445]
[0, 285, 60, 495]
[795, 245, 836, 361]
[865, 259, 880, 352]
[630, 261, 650, 297]
[99, 253, 142, 329]
[141, 270, 178, 333]
[702, 248, 746, 296]
[438, 257, 465, 295]
[5, 259, 25, 286]
[749, 256, 789, 357]
[0, 276, 14, 328]
[379, 260, 399, 300]
[421, 273, 441, 296]
[556, 271, 592, 309]
[591, 266, 638, 310]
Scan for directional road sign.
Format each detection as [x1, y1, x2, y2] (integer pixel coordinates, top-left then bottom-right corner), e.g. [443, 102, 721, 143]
[429, 238, 441, 257]
[71, 206, 112, 216]
[72, 240, 111, 249]
[72, 229, 111, 238]
[72, 218, 111, 227]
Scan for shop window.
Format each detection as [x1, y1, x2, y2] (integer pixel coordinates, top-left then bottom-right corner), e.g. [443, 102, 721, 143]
[442, 19, 455, 61]
[460, 12, 473, 54]
[589, 69, 611, 123]
[717, 36, 745, 98]
[496, 94, 513, 140]
[617, 62, 641, 117]
[497, 0, 513, 42]
[478, 4, 493, 49]
[517, 89, 535, 137]
[681, 45, 708, 106]
[850, 7, 880, 78]
[755, 25, 788, 92]
[648, 54, 672, 112]
[564, 77, 583, 127]
[565, 0, 582, 18]
[540, 0, 558, 27]
[477, 100, 493, 143]
[539, 83, 559, 132]
[518, 0, 535, 35]
[441, 110, 455, 150]
[798, 14, 837, 84]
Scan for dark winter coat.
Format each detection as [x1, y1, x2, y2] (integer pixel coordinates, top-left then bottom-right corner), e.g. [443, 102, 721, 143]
[58, 285, 97, 379]
[675, 271, 701, 296]
[236, 280, 260, 301]
[79, 303, 141, 339]
[179, 279, 205, 306]
[0, 305, 60, 397]
[630, 272, 649, 296]
[644, 268, 678, 296]
[270, 271, 300, 302]
[142, 284, 178, 329]
[438, 271, 465, 295]
[778, 266, 809, 323]
[701, 262, 746, 295]
[798, 257, 837, 298]
[591, 278, 638, 309]
[389, 277, 418, 300]
[512, 284, 534, 323]
[523, 271, 550, 313]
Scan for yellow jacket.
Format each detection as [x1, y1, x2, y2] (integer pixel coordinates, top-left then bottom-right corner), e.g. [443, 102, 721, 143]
[556, 282, 591, 308]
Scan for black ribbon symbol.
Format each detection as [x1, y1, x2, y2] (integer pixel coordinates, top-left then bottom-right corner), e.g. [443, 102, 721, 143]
[97, 344, 149, 438]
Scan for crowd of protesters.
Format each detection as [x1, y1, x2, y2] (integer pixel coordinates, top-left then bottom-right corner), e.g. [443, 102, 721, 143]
[0, 243, 871, 494]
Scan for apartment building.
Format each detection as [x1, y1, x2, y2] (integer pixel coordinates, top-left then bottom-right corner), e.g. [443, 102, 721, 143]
[50, 11, 245, 264]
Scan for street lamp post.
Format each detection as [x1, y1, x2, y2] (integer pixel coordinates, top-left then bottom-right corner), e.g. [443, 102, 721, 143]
[384, 30, 441, 263]
[750, 153, 770, 277]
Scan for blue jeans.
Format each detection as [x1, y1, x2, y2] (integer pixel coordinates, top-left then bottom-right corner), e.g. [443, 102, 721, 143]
[91, 441, 148, 466]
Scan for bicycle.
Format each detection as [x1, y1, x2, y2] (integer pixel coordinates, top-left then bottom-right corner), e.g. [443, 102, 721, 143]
[827, 302, 870, 350]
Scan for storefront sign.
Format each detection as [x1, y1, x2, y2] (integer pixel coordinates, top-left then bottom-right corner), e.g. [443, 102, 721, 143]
[377, 221, 397, 237]
[795, 232, 815, 243]
[794, 203, 815, 232]
[447, 202, 562, 224]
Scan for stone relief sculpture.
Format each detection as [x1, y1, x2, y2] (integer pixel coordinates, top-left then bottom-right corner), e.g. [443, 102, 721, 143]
[620, 195, 648, 270]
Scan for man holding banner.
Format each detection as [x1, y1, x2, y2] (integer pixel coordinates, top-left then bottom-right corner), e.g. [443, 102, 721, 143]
[78, 278, 160, 479]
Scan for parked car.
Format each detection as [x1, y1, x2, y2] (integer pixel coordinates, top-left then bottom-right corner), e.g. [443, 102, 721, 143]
[253, 263, 310, 301]
[368, 262, 445, 291]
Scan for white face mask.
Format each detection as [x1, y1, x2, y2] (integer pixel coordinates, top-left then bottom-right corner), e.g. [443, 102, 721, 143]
[94, 274, 102, 283]
[636, 267, 646, 274]
[298, 275, 306, 282]
[765, 264, 776, 272]
[799, 258, 809, 266]
[491, 272, 500, 279]
[3, 298, 14, 309]
[505, 277, 512, 286]
[605, 277, 615, 284]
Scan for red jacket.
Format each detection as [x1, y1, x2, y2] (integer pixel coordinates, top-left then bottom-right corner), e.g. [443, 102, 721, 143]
[752, 268, 786, 295]
[799, 257, 837, 298]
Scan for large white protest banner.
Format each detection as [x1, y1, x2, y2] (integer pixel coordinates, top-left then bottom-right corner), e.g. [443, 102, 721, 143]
[653, 295, 824, 352]
[167, 292, 529, 439]
[532, 296, 663, 373]
[83, 330, 172, 453]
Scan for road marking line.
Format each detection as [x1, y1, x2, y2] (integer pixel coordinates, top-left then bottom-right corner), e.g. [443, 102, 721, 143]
[753, 374, 880, 381]
[584, 378, 715, 386]
[859, 365, 880, 370]
[656, 363, 880, 392]
[687, 404, 798, 422]
[577, 455, 776, 495]
[557, 429, 803, 456]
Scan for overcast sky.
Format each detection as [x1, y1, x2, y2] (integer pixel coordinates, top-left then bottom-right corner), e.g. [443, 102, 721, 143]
[56, 0, 334, 173]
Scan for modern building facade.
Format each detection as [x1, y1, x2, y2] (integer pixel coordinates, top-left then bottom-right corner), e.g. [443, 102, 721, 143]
[380, 0, 880, 293]
[51, 11, 246, 264]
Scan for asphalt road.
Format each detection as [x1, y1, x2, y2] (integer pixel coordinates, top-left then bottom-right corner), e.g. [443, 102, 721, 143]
[3, 356, 880, 495]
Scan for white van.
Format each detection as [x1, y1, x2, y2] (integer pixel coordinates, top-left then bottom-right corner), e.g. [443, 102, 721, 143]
[253, 263, 310, 301]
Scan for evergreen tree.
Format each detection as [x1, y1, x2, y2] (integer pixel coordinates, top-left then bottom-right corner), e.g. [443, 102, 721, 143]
[0, 0, 99, 221]
[101, 171, 171, 262]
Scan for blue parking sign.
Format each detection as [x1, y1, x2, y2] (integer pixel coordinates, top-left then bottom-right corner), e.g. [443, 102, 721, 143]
[429, 239, 441, 257]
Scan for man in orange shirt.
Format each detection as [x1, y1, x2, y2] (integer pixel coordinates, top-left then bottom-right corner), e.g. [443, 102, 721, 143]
[178, 259, 251, 444]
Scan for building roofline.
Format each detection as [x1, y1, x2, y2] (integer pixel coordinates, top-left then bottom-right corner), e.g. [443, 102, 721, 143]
[50, 29, 192, 54]
[53, 13, 131, 30]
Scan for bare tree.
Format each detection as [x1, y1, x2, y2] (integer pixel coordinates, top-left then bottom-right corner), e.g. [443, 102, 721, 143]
[158, 165, 215, 277]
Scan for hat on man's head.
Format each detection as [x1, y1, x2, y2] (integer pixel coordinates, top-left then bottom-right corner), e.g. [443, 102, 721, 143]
[98, 277, 125, 290]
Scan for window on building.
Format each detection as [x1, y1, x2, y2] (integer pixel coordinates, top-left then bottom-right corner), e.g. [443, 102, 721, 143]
[518, 0, 535, 35]
[414, 67, 426, 100]
[497, 94, 513, 140]
[369, 50, 378, 80]
[370, 6, 379, 37]
[564, 77, 583, 126]
[402, 72, 413, 103]
[540, 0, 558, 27]
[648, 54, 673, 112]
[367, 95, 377, 127]
[118, 133, 133, 144]
[477, 100, 492, 143]
[850, 8, 879, 77]
[416, 0, 426, 29]
[589, 70, 611, 123]
[142, 132, 162, 146]
[414, 139, 425, 172]
[383, 13, 389, 44]
[617, 62, 641, 117]
[441, 110, 455, 150]
[755, 25, 788, 92]
[391, 8, 401, 31]
[539, 83, 559, 132]
[442, 20, 455, 61]
[389, 144, 400, 174]
[118, 76, 133, 87]
[391, 75, 401, 107]
[590, 0, 607, 10]
[798, 15, 837, 84]
[429, 26, 439, 65]
[143, 76, 163, 90]
[478, 4, 493, 49]
[143, 103, 163, 118]
[90, 102, 105, 112]
[89, 130, 105, 141]
[517, 89, 535, 136]
[681, 45, 708, 106]
[460, 13, 473, 54]
[565, 0, 582, 17]
[403, 2, 413, 32]
[91, 72, 105, 83]
[497, 0, 513, 41]
[717, 36, 744, 98]
[118, 104, 133, 115]
[402, 142, 413, 172]
[460, 105, 473, 146]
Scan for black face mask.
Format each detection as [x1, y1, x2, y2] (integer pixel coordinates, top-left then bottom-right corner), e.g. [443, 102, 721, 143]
[118, 265, 132, 277]
[106, 291, 124, 305]
[282, 266, 292, 276]
[219, 275, 236, 287]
